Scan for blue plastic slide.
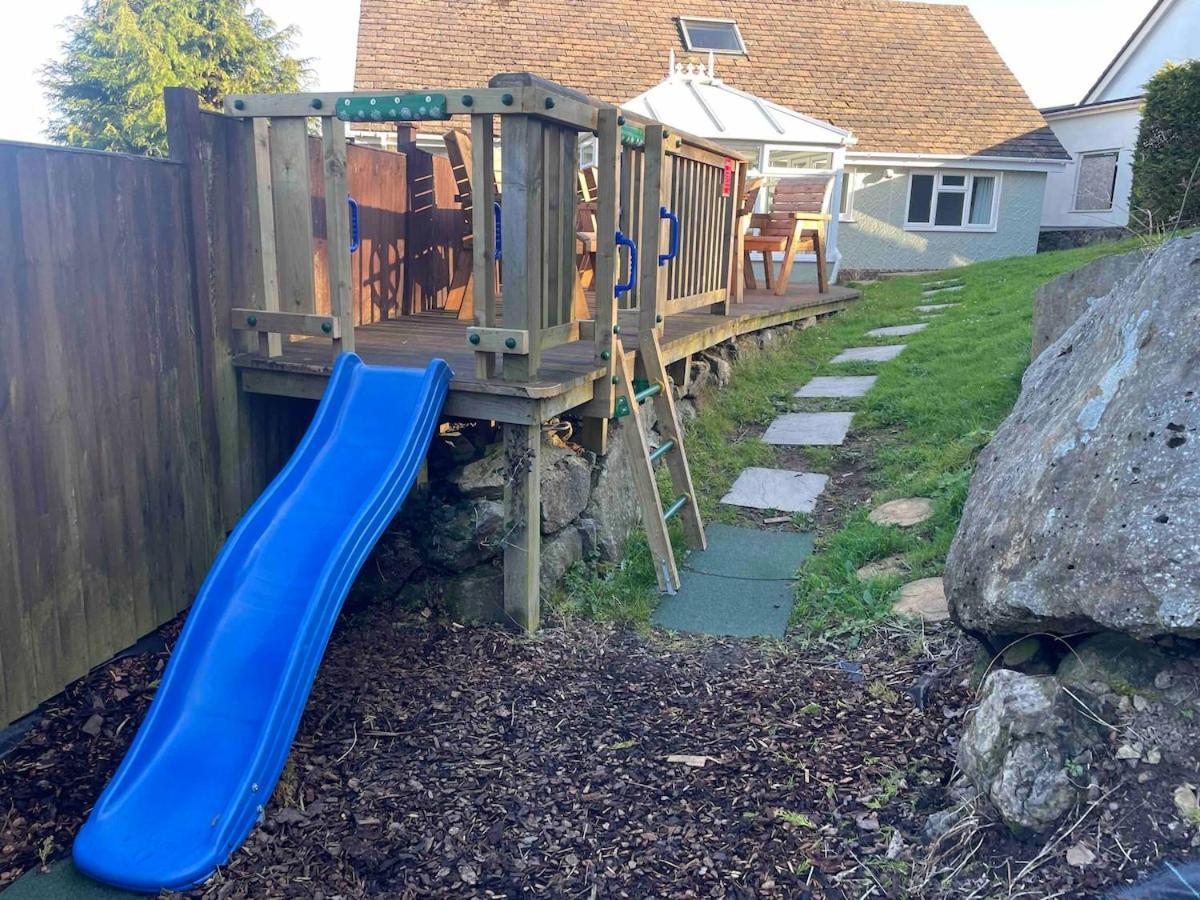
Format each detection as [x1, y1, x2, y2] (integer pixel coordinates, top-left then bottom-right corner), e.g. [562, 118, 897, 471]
[73, 354, 451, 893]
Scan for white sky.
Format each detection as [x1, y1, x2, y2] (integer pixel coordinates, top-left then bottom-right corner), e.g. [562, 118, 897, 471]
[0, 0, 1157, 144]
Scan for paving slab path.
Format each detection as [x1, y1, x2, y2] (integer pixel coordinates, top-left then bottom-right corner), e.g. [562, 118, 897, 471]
[795, 375, 877, 398]
[720, 468, 828, 512]
[866, 323, 927, 338]
[914, 303, 958, 313]
[868, 497, 933, 527]
[922, 284, 964, 297]
[763, 411, 854, 446]
[831, 345, 906, 363]
[892, 577, 950, 622]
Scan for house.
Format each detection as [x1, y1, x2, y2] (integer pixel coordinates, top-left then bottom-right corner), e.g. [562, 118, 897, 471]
[354, 0, 1069, 277]
[1040, 0, 1199, 242]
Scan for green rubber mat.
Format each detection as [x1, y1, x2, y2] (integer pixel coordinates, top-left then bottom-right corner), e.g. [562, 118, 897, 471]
[4, 861, 136, 899]
[652, 524, 813, 637]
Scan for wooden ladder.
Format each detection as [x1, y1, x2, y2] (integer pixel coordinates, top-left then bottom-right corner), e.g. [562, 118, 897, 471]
[613, 330, 706, 592]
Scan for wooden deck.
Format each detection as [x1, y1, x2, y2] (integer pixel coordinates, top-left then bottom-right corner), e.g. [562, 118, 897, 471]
[236, 283, 859, 424]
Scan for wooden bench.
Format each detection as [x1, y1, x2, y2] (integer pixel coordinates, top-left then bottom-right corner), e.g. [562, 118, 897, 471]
[743, 176, 832, 295]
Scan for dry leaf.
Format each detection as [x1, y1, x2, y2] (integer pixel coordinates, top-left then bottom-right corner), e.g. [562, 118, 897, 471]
[666, 754, 717, 768]
[1066, 842, 1096, 868]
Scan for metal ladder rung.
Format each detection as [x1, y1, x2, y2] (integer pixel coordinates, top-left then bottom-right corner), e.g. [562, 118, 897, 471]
[662, 494, 690, 521]
[649, 439, 675, 463]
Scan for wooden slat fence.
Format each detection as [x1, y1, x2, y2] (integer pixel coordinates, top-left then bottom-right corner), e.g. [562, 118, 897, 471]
[0, 91, 436, 725]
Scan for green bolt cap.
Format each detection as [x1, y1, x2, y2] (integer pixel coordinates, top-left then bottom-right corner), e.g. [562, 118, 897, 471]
[246, 314, 257, 326]
[233, 99, 245, 110]
[613, 325, 620, 334]
[501, 93, 514, 106]
[617, 115, 625, 125]
[656, 314, 664, 323]
[676, 138, 683, 147]
[612, 376, 619, 384]
[462, 94, 474, 106]
[544, 97, 556, 109]
[469, 333, 481, 345]
[504, 337, 517, 349]
[600, 350, 611, 361]
[321, 322, 332, 334]
[311, 98, 323, 110]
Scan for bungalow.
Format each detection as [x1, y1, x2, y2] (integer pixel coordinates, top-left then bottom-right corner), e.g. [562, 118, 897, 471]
[353, 0, 1069, 278]
[1039, 0, 1199, 244]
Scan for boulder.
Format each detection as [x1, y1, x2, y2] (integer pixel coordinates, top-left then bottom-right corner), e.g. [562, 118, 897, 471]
[958, 669, 1097, 832]
[540, 526, 584, 592]
[701, 351, 733, 388]
[946, 237, 1200, 639]
[583, 417, 642, 561]
[1032, 249, 1143, 358]
[540, 442, 592, 533]
[415, 498, 505, 570]
[442, 564, 506, 625]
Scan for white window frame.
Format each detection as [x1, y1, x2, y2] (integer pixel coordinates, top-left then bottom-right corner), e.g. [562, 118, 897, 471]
[678, 16, 748, 55]
[904, 170, 1001, 233]
[838, 168, 855, 222]
[1071, 149, 1120, 213]
[761, 144, 836, 176]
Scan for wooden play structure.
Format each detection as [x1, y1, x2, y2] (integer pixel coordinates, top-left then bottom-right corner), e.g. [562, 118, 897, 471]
[220, 72, 857, 630]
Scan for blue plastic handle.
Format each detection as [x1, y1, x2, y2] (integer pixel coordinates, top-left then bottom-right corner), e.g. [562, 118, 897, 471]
[347, 196, 360, 252]
[615, 230, 637, 298]
[493, 201, 502, 260]
[658, 206, 679, 266]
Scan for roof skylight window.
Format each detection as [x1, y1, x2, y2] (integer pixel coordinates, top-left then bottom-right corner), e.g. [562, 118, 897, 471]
[678, 17, 747, 55]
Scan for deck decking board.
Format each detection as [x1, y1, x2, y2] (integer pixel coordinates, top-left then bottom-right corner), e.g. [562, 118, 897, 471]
[235, 284, 859, 420]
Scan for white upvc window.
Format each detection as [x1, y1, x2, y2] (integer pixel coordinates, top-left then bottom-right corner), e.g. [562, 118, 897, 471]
[905, 171, 1001, 232]
[839, 168, 855, 222]
[1073, 150, 1119, 212]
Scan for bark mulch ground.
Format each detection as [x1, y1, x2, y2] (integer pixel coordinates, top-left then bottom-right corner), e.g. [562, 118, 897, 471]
[0, 603, 1190, 898]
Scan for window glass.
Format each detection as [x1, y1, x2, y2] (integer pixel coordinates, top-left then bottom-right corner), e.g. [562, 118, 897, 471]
[969, 176, 995, 225]
[941, 174, 966, 188]
[934, 191, 965, 226]
[1075, 152, 1118, 211]
[839, 169, 853, 218]
[679, 18, 746, 53]
[908, 174, 934, 223]
[765, 149, 833, 171]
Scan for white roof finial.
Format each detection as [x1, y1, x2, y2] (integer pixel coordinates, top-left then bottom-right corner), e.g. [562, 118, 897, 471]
[668, 48, 676, 77]
[708, 51, 716, 81]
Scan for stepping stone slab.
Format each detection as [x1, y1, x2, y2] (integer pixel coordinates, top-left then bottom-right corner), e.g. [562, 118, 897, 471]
[720, 468, 829, 513]
[831, 345, 905, 364]
[795, 375, 877, 398]
[892, 577, 950, 622]
[866, 323, 927, 338]
[856, 554, 908, 580]
[653, 525, 813, 637]
[923, 284, 964, 296]
[868, 497, 933, 527]
[762, 411, 853, 446]
[914, 303, 958, 312]
[921, 278, 963, 289]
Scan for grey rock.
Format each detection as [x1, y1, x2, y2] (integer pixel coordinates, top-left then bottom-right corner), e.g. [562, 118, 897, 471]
[451, 444, 506, 499]
[676, 398, 698, 424]
[923, 807, 964, 842]
[1032, 249, 1143, 358]
[702, 351, 733, 387]
[540, 526, 584, 592]
[1057, 632, 1170, 695]
[419, 498, 505, 569]
[577, 517, 600, 558]
[442, 564, 506, 625]
[583, 417, 642, 561]
[946, 238, 1200, 639]
[540, 442, 592, 533]
[686, 358, 713, 398]
[958, 669, 1097, 832]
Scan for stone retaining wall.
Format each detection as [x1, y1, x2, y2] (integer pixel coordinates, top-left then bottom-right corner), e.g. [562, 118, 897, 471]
[348, 319, 816, 624]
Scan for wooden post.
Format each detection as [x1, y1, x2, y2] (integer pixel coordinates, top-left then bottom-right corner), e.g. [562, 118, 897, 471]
[268, 117, 317, 315]
[639, 124, 669, 338]
[588, 107, 621, 422]
[502, 422, 541, 631]
[321, 116, 354, 354]
[396, 124, 420, 316]
[500, 115, 544, 381]
[470, 113, 497, 379]
[248, 119, 282, 357]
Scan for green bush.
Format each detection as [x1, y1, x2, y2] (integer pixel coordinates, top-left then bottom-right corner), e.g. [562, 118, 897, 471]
[1130, 60, 1200, 231]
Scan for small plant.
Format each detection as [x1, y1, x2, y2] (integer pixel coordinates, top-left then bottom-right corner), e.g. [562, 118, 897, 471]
[778, 810, 817, 828]
[37, 836, 54, 870]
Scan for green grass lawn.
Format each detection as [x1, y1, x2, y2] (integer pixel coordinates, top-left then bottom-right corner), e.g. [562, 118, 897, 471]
[557, 238, 1146, 634]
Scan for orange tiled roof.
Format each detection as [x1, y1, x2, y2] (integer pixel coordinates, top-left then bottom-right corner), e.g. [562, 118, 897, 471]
[355, 0, 1067, 160]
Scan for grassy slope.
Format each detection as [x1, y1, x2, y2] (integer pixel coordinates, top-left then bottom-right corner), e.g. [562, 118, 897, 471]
[557, 239, 1146, 633]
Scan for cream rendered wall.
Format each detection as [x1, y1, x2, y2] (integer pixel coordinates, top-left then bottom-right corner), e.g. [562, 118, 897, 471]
[1041, 104, 1141, 229]
[838, 166, 1047, 272]
[1092, 0, 1200, 102]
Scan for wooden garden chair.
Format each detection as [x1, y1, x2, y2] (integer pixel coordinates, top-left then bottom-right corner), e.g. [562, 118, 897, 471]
[743, 176, 832, 295]
[576, 167, 599, 291]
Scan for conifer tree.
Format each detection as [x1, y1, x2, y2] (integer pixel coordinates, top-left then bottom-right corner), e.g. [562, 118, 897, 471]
[43, 0, 307, 156]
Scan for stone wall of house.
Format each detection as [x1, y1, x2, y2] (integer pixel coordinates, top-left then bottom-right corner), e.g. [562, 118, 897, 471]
[347, 319, 813, 623]
[837, 166, 1046, 274]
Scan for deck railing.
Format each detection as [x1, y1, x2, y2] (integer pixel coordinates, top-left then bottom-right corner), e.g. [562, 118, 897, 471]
[223, 74, 749, 410]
